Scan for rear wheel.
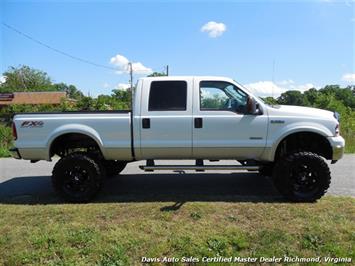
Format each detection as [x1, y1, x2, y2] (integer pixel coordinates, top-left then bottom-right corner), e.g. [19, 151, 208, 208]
[102, 160, 127, 177]
[52, 153, 104, 202]
[259, 163, 274, 177]
[272, 151, 331, 202]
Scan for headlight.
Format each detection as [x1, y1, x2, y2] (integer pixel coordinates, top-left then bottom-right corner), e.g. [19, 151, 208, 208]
[333, 111, 340, 122]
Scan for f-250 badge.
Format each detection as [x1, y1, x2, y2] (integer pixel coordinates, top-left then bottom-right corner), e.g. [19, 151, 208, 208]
[21, 121, 44, 128]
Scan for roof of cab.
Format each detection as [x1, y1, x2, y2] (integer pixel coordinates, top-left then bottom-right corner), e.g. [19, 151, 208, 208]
[139, 76, 235, 83]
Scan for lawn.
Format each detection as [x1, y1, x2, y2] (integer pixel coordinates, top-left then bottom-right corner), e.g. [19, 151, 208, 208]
[0, 196, 354, 265]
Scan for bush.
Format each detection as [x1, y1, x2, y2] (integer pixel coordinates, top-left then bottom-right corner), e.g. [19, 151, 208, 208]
[0, 124, 13, 157]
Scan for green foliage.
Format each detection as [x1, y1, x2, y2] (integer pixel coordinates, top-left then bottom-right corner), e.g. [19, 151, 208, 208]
[201, 93, 227, 109]
[0, 66, 84, 101]
[52, 82, 84, 100]
[147, 71, 167, 77]
[0, 65, 52, 93]
[262, 96, 278, 105]
[277, 90, 306, 106]
[0, 124, 12, 157]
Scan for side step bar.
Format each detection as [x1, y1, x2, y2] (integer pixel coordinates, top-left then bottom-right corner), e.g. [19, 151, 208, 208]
[139, 165, 259, 171]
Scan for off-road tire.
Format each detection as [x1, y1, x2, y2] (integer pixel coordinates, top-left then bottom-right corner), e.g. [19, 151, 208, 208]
[102, 160, 127, 177]
[273, 151, 331, 202]
[52, 153, 104, 202]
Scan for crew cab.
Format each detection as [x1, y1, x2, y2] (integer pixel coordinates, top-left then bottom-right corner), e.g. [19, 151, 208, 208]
[10, 76, 345, 202]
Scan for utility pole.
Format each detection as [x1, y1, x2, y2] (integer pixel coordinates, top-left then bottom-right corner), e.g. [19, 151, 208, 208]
[166, 65, 169, 76]
[128, 62, 133, 91]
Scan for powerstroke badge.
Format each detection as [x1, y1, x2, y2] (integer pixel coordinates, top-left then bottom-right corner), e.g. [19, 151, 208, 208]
[21, 121, 44, 128]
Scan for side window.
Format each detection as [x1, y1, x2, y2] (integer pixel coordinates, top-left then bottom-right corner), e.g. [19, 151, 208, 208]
[148, 81, 187, 111]
[200, 87, 230, 110]
[200, 81, 248, 113]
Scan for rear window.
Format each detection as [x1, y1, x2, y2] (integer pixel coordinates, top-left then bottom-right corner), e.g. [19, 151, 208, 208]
[148, 81, 187, 111]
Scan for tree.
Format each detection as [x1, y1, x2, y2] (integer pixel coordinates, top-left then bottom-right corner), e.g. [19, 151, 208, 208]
[52, 82, 84, 100]
[277, 90, 305, 106]
[0, 65, 53, 93]
[76, 96, 96, 111]
[147, 72, 167, 77]
[111, 89, 132, 109]
[262, 97, 278, 105]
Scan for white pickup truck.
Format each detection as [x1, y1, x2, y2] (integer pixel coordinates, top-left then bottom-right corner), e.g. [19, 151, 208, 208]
[10, 76, 345, 202]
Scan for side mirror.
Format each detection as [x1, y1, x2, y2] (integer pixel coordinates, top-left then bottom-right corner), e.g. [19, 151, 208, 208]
[247, 96, 257, 115]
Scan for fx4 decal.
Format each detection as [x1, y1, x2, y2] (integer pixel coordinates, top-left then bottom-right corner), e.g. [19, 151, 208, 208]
[21, 121, 44, 128]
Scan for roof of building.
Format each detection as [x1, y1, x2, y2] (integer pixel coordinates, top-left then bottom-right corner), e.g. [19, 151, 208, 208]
[0, 91, 67, 105]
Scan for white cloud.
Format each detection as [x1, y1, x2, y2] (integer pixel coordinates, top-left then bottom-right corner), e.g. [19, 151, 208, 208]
[245, 81, 316, 97]
[289, 83, 316, 92]
[342, 73, 355, 83]
[110, 54, 152, 75]
[130, 62, 153, 74]
[110, 54, 129, 67]
[0, 75, 6, 84]
[116, 83, 131, 91]
[245, 81, 285, 97]
[277, 79, 294, 86]
[201, 21, 226, 38]
[103, 82, 110, 88]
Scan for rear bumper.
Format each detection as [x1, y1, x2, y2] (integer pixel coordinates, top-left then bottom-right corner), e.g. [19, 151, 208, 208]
[327, 136, 345, 161]
[9, 147, 22, 159]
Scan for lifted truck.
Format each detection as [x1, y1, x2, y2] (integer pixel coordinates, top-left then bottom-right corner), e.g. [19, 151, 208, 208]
[10, 76, 345, 202]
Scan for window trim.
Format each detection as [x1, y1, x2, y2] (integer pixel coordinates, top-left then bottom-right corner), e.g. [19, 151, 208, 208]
[148, 80, 188, 112]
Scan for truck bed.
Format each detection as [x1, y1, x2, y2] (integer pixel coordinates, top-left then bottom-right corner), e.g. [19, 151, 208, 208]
[13, 111, 132, 161]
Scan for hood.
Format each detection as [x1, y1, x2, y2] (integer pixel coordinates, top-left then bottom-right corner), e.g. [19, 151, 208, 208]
[270, 105, 335, 120]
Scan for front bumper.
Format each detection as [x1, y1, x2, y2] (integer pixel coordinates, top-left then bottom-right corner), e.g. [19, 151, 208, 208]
[327, 136, 345, 161]
[9, 147, 22, 159]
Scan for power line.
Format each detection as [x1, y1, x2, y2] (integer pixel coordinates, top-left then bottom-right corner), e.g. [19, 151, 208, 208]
[2, 22, 117, 71]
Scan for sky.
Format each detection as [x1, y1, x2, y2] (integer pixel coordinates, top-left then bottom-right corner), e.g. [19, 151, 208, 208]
[1, 0, 354, 97]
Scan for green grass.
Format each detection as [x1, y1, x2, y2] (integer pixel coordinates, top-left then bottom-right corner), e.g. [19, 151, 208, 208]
[0, 196, 354, 265]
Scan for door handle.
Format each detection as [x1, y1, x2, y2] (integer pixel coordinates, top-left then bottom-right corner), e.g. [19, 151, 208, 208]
[142, 118, 150, 129]
[194, 117, 203, 128]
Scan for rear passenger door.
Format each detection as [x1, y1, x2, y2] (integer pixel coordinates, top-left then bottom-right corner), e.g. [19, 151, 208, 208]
[139, 78, 193, 159]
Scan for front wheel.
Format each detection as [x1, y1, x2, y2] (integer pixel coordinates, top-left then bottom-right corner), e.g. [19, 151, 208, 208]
[272, 152, 331, 202]
[52, 153, 104, 202]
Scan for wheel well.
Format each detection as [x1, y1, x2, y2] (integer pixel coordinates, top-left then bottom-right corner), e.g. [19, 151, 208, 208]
[275, 132, 332, 160]
[50, 133, 102, 158]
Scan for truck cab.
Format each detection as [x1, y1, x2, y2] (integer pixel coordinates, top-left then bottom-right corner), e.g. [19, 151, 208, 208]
[133, 76, 267, 160]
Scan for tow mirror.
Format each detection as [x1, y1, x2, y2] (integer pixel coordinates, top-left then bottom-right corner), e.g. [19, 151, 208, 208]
[247, 96, 257, 115]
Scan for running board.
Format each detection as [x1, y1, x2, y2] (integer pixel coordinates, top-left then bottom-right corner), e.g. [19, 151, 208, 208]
[139, 165, 259, 171]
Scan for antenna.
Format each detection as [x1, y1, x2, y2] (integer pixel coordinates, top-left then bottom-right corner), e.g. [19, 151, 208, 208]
[272, 59, 276, 98]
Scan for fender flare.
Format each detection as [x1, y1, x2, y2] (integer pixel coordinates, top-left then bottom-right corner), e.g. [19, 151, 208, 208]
[269, 126, 332, 161]
[46, 124, 104, 159]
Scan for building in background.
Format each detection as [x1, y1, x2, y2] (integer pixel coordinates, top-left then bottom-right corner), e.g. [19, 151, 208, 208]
[0, 91, 67, 107]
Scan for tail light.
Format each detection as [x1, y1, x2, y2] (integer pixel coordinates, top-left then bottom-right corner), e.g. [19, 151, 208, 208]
[12, 122, 17, 140]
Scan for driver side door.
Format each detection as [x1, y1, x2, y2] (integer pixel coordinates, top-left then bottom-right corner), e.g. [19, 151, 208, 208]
[192, 79, 268, 159]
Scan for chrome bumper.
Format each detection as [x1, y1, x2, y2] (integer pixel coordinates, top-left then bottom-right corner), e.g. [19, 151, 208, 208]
[9, 147, 22, 159]
[327, 136, 345, 161]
